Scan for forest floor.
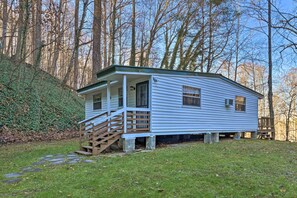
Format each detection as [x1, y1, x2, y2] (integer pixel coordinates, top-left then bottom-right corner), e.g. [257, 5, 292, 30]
[1, 139, 297, 197]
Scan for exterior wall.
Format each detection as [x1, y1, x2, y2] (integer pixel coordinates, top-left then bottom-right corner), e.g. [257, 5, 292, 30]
[151, 74, 259, 133]
[127, 77, 150, 107]
[84, 84, 120, 119]
[84, 76, 150, 120]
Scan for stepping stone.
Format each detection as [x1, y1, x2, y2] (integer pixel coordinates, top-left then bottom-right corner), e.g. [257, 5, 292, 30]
[48, 158, 65, 162]
[67, 156, 80, 160]
[83, 160, 94, 163]
[22, 167, 42, 173]
[68, 158, 80, 161]
[3, 178, 22, 184]
[67, 154, 77, 157]
[51, 161, 64, 165]
[4, 173, 22, 178]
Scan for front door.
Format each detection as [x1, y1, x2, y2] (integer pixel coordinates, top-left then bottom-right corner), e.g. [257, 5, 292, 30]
[136, 81, 149, 129]
[136, 81, 149, 108]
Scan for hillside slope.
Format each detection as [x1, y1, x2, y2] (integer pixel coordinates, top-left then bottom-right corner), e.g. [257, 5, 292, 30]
[0, 56, 84, 132]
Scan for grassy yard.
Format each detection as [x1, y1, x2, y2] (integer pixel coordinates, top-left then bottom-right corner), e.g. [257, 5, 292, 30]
[0, 139, 297, 197]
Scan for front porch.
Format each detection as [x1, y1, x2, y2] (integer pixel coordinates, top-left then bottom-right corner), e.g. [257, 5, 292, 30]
[76, 73, 152, 155]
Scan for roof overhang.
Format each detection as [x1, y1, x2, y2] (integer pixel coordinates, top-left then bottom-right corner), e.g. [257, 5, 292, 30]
[78, 65, 264, 99]
[77, 80, 118, 95]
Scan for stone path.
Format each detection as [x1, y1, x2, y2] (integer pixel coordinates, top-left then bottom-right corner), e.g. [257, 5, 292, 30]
[2, 153, 94, 184]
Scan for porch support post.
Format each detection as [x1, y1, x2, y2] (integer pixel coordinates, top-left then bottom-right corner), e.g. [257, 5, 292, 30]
[123, 75, 127, 133]
[146, 135, 156, 150]
[204, 133, 212, 144]
[251, 131, 258, 140]
[212, 133, 219, 143]
[234, 132, 241, 140]
[123, 138, 135, 153]
[107, 81, 111, 115]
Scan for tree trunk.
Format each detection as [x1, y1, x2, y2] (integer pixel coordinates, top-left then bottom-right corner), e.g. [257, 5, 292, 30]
[111, 0, 117, 65]
[51, 0, 64, 76]
[234, 8, 240, 82]
[15, 0, 25, 59]
[139, 26, 145, 66]
[34, 0, 42, 67]
[285, 113, 290, 141]
[268, 0, 275, 139]
[129, 0, 136, 66]
[1, 0, 8, 54]
[118, 5, 123, 64]
[92, 0, 102, 81]
[206, 2, 213, 73]
[103, 0, 107, 67]
[73, 0, 79, 88]
[200, 0, 205, 73]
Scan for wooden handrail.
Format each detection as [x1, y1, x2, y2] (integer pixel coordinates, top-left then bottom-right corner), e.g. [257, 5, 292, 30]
[79, 111, 108, 124]
[79, 109, 120, 124]
[126, 107, 150, 112]
[80, 108, 150, 141]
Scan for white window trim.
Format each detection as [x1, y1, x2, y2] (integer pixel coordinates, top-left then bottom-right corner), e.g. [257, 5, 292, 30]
[182, 85, 201, 107]
[235, 96, 246, 112]
[93, 93, 102, 110]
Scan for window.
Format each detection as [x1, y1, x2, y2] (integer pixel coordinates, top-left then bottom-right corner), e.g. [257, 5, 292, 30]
[183, 86, 201, 107]
[235, 96, 246, 112]
[118, 87, 123, 107]
[93, 93, 102, 110]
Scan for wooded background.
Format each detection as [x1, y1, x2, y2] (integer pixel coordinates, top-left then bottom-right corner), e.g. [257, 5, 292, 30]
[0, 0, 296, 141]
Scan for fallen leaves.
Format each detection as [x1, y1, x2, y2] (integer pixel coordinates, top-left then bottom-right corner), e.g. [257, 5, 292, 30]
[0, 129, 80, 144]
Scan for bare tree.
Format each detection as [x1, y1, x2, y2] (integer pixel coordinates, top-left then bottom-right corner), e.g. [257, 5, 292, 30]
[92, 0, 102, 81]
[267, 0, 275, 139]
[1, 0, 8, 55]
[276, 69, 297, 141]
[129, 0, 136, 66]
[34, 0, 42, 67]
[62, 0, 89, 85]
[73, 0, 80, 88]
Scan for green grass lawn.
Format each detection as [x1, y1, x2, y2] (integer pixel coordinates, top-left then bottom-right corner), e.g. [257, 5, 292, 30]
[1, 139, 297, 197]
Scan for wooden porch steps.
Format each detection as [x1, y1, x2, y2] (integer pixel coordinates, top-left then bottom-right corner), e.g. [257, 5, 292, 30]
[76, 133, 122, 156]
[257, 131, 273, 140]
[76, 111, 125, 156]
[76, 108, 151, 156]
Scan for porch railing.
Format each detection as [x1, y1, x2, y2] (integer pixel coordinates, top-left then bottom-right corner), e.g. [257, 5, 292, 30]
[79, 107, 150, 138]
[258, 117, 274, 131]
[126, 108, 150, 133]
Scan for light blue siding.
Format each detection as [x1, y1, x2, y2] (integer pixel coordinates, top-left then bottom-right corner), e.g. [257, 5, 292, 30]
[151, 75, 259, 133]
[83, 74, 259, 133]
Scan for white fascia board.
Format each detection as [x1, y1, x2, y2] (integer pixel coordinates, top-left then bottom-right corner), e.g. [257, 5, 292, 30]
[79, 81, 118, 95]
